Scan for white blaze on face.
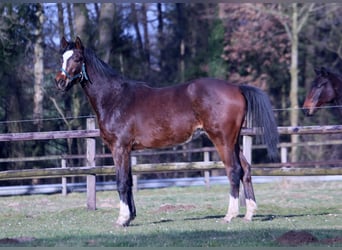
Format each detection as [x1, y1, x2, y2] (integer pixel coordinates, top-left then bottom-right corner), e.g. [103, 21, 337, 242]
[61, 50, 74, 75]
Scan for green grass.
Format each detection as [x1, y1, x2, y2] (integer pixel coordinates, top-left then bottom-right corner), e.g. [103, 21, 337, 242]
[0, 180, 341, 247]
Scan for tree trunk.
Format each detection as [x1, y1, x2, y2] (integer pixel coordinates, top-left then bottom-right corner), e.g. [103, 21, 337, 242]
[33, 3, 44, 131]
[157, 3, 165, 72]
[289, 3, 299, 162]
[57, 3, 65, 39]
[141, 3, 150, 78]
[131, 3, 145, 77]
[98, 3, 115, 63]
[73, 3, 90, 43]
[72, 3, 90, 168]
[289, 3, 314, 162]
[67, 3, 74, 38]
[176, 3, 186, 82]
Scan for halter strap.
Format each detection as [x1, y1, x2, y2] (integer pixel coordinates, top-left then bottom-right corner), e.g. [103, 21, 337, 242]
[61, 63, 89, 82]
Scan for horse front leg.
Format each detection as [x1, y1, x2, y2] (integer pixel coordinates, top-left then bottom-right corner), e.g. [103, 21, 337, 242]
[113, 146, 136, 227]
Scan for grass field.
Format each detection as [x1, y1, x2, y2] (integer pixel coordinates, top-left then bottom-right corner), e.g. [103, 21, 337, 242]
[0, 180, 341, 247]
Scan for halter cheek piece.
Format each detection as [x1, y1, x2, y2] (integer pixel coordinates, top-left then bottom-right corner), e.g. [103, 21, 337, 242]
[60, 63, 89, 82]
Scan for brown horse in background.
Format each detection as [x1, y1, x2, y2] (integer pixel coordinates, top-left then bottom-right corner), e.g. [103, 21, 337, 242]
[303, 67, 342, 116]
[55, 37, 279, 227]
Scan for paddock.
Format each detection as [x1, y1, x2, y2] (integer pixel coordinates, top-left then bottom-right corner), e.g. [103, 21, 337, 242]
[0, 181, 341, 247]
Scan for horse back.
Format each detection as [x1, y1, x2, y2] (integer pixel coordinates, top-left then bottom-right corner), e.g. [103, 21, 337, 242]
[186, 78, 246, 125]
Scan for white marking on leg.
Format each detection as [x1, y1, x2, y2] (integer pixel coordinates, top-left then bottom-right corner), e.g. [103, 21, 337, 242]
[224, 195, 239, 222]
[116, 200, 130, 226]
[244, 199, 257, 221]
[61, 50, 74, 75]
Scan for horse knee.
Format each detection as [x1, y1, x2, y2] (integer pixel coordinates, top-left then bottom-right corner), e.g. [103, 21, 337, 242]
[242, 172, 252, 183]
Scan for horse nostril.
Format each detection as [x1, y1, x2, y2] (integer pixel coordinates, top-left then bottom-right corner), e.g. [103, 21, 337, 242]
[303, 108, 313, 116]
[55, 78, 67, 90]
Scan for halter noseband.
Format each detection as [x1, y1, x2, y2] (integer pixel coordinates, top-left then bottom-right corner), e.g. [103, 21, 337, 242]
[61, 63, 89, 82]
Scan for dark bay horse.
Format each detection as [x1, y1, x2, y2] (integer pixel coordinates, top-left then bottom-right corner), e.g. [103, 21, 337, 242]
[303, 67, 342, 116]
[55, 37, 279, 227]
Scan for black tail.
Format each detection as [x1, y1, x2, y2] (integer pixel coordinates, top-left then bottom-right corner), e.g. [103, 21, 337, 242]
[239, 85, 279, 161]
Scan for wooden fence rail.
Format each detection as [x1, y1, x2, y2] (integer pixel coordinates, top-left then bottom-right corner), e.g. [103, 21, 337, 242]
[0, 120, 342, 210]
[1, 125, 342, 142]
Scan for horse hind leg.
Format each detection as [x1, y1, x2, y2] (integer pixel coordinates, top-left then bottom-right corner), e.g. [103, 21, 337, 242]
[239, 150, 257, 221]
[223, 148, 243, 223]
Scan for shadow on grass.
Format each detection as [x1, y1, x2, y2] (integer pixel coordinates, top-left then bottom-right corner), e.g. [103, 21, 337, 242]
[183, 212, 332, 222]
[1, 228, 341, 247]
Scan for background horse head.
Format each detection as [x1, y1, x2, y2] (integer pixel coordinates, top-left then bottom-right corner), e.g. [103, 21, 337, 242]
[303, 67, 342, 116]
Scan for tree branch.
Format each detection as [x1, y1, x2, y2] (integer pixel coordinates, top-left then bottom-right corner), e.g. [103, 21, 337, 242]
[48, 96, 70, 128]
[297, 3, 315, 34]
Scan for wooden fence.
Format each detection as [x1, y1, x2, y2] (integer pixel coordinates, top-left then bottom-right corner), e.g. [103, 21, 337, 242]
[0, 118, 342, 210]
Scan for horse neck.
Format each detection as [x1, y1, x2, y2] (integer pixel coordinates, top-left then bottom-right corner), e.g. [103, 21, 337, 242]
[329, 74, 342, 114]
[81, 62, 125, 120]
[330, 74, 342, 100]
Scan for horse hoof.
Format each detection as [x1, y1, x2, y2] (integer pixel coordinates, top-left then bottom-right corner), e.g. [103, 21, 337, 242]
[115, 221, 130, 228]
[243, 217, 252, 223]
[116, 217, 131, 227]
[223, 215, 234, 223]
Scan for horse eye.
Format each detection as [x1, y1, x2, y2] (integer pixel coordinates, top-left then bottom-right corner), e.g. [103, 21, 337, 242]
[317, 81, 327, 88]
[74, 56, 83, 62]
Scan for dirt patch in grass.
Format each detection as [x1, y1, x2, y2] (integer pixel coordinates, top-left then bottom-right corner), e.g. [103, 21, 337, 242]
[156, 204, 196, 213]
[276, 230, 342, 246]
[321, 236, 342, 245]
[0, 237, 35, 245]
[276, 230, 318, 246]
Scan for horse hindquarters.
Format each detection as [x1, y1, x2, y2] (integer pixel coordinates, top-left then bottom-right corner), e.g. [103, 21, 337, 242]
[187, 80, 253, 222]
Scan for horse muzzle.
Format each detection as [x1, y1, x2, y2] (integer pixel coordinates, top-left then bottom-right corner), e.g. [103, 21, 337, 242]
[303, 108, 314, 116]
[55, 76, 71, 92]
[302, 98, 318, 116]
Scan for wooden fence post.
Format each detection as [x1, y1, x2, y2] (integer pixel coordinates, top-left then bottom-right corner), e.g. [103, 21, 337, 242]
[204, 151, 210, 189]
[61, 158, 67, 196]
[131, 156, 138, 193]
[281, 146, 287, 164]
[281, 145, 288, 185]
[86, 118, 96, 211]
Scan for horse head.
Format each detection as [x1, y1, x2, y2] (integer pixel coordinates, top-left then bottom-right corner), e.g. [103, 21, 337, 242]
[55, 37, 88, 92]
[303, 67, 336, 116]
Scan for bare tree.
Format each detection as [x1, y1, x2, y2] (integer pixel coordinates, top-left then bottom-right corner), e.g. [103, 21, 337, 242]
[73, 3, 90, 43]
[98, 3, 115, 63]
[141, 3, 150, 71]
[246, 3, 315, 162]
[33, 3, 44, 131]
[57, 3, 65, 39]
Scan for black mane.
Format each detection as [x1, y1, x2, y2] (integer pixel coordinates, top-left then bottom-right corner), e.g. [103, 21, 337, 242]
[320, 67, 342, 83]
[84, 48, 121, 79]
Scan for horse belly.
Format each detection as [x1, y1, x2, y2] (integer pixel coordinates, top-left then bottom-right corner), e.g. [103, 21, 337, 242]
[134, 111, 200, 149]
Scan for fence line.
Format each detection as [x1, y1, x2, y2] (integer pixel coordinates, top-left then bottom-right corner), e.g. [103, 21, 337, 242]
[0, 119, 342, 209]
[1, 125, 342, 142]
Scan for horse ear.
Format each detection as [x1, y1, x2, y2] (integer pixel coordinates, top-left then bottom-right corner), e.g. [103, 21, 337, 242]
[61, 37, 68, 50]
[320, 67, 329, 77]
[75, 37, 84, 50]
